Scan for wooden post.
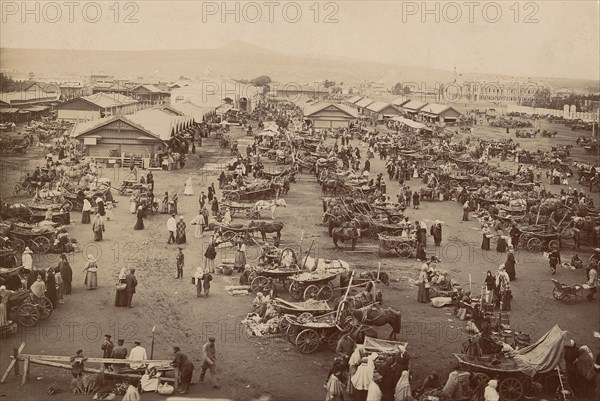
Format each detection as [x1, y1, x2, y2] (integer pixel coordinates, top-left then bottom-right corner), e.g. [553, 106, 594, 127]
[21, 357, 29, 385]
[1, 348, 21, 384]
[173, 367, 179, 393]
[534, 206, 541, 225]
[99, 364, 105, 384]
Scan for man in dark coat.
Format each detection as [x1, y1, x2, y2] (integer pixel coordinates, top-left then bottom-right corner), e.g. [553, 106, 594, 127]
[172, 346, 195, 394]
[111, 339, 128, 370]
[125, 269, 137, 308]
[101, 334, 114, 369]
[505, 248, 517, 280]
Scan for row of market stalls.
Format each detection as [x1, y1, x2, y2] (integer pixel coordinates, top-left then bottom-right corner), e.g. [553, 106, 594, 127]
[346, 95, 463, 125]
[0, 91, 59, 123]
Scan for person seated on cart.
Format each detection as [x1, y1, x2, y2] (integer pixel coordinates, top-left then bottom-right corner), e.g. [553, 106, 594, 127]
[261, 242, 278, 261]
[571, 254, 583, 269]
[262, 278, 278, 299]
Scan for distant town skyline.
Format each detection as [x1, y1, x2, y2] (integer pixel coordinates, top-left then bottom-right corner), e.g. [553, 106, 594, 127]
[1, 1, 599, 81]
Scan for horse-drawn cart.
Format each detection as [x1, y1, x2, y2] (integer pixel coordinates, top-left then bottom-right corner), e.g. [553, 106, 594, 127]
[4, 290, 53, 328]
[222, 185, 275, 202]
[8, 224, 59, 254]
[221, 201, 261, 219]
[248, 266, 301, 294]
[551, 279, 593, 304]
[377, 234, 417, 258]
[453, 325, 570, 401]
[519, 228, 560, 253]
[279, 312, 341, 354]
[288, 270, 343, 302]
[215, 223, 258, 245]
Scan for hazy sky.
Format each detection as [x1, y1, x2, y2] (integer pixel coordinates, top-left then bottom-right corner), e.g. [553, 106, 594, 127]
[1, 0, 599, 80]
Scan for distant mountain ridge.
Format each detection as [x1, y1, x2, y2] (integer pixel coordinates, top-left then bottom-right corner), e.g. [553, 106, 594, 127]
[1, 42, 597, 92]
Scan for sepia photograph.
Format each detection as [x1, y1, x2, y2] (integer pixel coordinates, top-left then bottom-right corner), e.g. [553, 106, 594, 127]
[0, 1, 599, 400]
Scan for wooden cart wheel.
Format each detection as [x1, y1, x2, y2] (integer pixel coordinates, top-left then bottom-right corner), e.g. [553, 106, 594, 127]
[280, 248, 297, 267]
[31, 236, 51, 253]
[318, 283, 334, 301]
[278, 316, 291, 334]
[286, 324, 301, 344]
[247, 271, 257, 284]
[396, 243, 412, 257]
[36, 296, 53, 319]
[552, 288, 564, 301]
[471, 373, 491, 399]
[250, 276, 268, 293]
[250, 211, 260, 219]
[303, 284, 320, 301]
[499, 377, 524, 401]
[295, 329, 321, 354]
[548, 240, 560, 251]
[326, 331, 342, 352]
[222, 231, 236, 243]
[527, 237, 542, 253]
[13, 183, 22, 197]
[389, 215, 401, 224]
[64, 200, 73, 211]
[289, 281, 303, 300]
[392, 229, 403, 236]
[229, 192, 240, 202]
[12, 238, 26, 255]
[16, 303, 40, 327]
[52, 215, 64, 225]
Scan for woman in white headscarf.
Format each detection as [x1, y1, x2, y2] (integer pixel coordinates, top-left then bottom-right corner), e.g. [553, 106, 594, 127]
[83, 255, 98, 290]
[351, 357, 372, 401]
[483, 379, 499, 401]
[115, 267, 128, 306]
[394, 370, 412, 401]
[184, 176, 194, 196]
[348, 345, 365, 397]
[193, 266, 204, 298]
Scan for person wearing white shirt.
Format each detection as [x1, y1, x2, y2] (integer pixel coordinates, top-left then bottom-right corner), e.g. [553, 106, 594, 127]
[22, 247, 33, 271]
[128, 341, 148, 369]
[167, 214, 177, 244]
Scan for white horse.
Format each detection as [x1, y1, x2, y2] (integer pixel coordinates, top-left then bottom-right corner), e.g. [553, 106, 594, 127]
[254, 198, 287, 219]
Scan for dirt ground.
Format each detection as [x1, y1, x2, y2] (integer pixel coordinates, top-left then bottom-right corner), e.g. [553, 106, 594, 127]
[0, 117, 598, 401]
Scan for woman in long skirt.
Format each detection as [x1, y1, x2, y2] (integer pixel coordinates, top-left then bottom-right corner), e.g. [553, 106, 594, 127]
[171, 193, 179, 214]
[234, 242, 246, 273]
[115, 267, 129, 306]
[58, 254, 72, 295]
[184, 177, 194, 196]
[134, 206, 145, 230]
[415, 242, 426, 261]
[92, 213, 105, 241]
[83, 255, 98, 290]
[45, 267, 57, 308]
[417, 266, 430, 303]
[481, 225, 491, 251]
[54, 269, 64, 305]
[161, 192, 169, 213]
[190, 211, 204, 238]
[96, 197, 106, 217]
[81, 198, 92, 224]
[176, 216, 187, 244]
[129, 194, 137, 214]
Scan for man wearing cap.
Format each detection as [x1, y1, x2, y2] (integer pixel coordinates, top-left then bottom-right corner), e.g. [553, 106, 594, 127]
[172, 346, 194, 394]
[101, 334, 114, 370]
[111, 339, 128, 370]
[128, 341, 147, 369]
[504, 247, 516, 281]
[125, 269, 137, 308]
[199, 337, 219, 388]
[175, 248, 185, 279]
[167, 214, 177, 244]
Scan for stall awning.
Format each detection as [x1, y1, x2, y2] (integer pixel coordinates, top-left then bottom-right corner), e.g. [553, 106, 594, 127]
[0, 108, 19, 113]
[25, 105, 50, 112]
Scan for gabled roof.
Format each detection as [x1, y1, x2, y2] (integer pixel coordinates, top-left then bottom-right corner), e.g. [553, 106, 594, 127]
[132, 84, 165, 93]
[420, 103, 463, 116]
[304, 103, 359, 118]
[169, 101, 212, 121]
[366, 101, 396, 113]
[347, 95, 363, 104]
[391, 98, 410, 107]
[355, 98, 375, 108]
[85, 93, 138, 108]
[402, 100, 428, 111]
[24, 82, 59, 93]
[0, 91, 59, 104]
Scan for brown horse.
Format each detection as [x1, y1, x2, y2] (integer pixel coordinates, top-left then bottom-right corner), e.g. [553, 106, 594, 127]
[332, 224, 360, 250]
[249, 220, 284, 241]
[337, 300, 401, 340]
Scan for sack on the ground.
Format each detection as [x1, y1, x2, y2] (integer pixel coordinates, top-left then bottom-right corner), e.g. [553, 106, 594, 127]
[157, 383, 174, 395]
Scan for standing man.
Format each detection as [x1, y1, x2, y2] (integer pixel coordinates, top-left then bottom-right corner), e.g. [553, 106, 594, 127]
[199, 337, 219, 388]
[128, 340, 147, 369]
[101, 334, 114, 370]
[175, 248, 185, 279]
[199, 191, 207, 209]
[111, 339, 128, 370]
[505, 246, 517, 281]
[126, 269, 137, 308]
[172, 346, 195, 394]
[167, 214, 176, 244]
